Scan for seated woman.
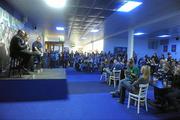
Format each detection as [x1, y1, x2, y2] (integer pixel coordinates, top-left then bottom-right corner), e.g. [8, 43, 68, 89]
[119, 65, 150, 104]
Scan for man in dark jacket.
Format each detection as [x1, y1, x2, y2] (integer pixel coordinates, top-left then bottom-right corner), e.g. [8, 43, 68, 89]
[32, 36, 43, 65]
[10, 30, 33, 70]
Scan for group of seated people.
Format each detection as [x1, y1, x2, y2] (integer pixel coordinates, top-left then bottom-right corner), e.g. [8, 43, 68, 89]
[106, 53, 180, 111]
[9, 29, 43, 74]
[72, 51, 180, 111]
[67, 51, 128, 72]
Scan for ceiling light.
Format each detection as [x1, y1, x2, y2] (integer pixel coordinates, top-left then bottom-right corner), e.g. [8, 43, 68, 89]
[134, 32, 145, 36]
[81, 37, 87, 40]
[158, 35, 171, 38]
[56, 27, 64, 31]
[44, 0, 66, 8]
[59, 35, 64, 41]
[117, 1, 142, 12]
[91, 29, 99, 33]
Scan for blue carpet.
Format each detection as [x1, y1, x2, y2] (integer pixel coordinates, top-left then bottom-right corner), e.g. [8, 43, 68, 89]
[0, 68, 179, 120]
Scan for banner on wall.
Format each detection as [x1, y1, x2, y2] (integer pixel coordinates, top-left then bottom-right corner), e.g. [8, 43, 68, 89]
[114, 47, 127, 54]
[163, 45, 168, 52]
[171, 45, 176, 52]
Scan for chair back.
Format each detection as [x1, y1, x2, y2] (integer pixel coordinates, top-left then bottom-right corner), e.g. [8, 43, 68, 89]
[112, 70, 121, 80]
[138, 84, 149, 98]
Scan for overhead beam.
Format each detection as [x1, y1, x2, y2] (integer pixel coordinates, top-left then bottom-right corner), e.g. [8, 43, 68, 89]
[67, 14, 105, 19]
[67, 0, 81, 41]
[79, 0, 97, 36]
[68, 5, 116, 12]
[82, 0, 115, 36]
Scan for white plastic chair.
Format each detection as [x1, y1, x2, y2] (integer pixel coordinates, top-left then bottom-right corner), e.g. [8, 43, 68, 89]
[127, 84, 149, 114]
[109, 70, 121, 88]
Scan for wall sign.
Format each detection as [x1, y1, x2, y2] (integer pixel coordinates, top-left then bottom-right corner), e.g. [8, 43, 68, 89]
[163, 45, 168, 52]
[171, 45, 176, 52]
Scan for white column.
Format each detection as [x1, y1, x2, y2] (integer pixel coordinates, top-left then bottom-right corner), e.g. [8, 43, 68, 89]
[127, 29, 134, 59]
[92, 42, 94, 51]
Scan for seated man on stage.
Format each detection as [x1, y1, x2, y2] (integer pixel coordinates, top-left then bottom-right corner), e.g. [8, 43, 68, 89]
[32, 36, 43, 68]
[9, 30, 34, 72]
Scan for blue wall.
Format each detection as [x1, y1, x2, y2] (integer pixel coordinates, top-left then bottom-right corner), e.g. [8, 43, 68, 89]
[103, 35, 128, 53]
[103, 11, 180, 60]
[134, 38, 156, 58]
[103, 12, 128, 53]
[156, 38, 180, 60]
[103, 12, 156, 58]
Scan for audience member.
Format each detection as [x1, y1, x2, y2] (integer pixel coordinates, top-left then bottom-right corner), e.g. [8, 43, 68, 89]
[111, 59, 139, 99]
[118, 65, 150, 104]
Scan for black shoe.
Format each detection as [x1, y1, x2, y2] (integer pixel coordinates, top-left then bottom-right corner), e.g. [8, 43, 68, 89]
[22, 67, 29, 72]
[111, 91, 120, 98]
[110, 91, 116, 95]
[23, 71, 31, 75]
[118, 99, 124, 104]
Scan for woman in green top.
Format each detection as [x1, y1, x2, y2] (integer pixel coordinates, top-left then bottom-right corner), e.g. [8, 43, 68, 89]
[119, 65, 151, 104]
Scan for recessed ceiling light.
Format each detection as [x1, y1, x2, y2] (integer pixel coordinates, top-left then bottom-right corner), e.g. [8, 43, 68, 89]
[56, 27, 64, 31]
[117, 1, 142, 12]
[59, 35, 64, 41]
[157, 35, 171, 38]
[81, 37, 87, 40]
[134, 32, 145, 36]
[91, 29, 99, 33]
[44, 0, 66, 8]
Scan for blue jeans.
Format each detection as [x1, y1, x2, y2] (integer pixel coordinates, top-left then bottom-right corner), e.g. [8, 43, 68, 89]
[118, 78, 133, 103]
[118, 77, 133, 92]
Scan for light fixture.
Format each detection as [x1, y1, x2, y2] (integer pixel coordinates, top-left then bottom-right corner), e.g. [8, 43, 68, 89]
[56, 27, 64, 31]
[117, 1, 142, 12]
[44, 0, 66, 8]
[59, 35, 64, 41]
[134, 32, 145, 36]
[157, 35, 171, 38]
[81, 37, 87, 40]
[91, 29, 99, 33]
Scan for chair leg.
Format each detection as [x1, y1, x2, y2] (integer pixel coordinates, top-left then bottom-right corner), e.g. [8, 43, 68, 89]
[104, 74, 107, 82]
[8, 59, 12, 77]
[109, 78, 111, 86]
[145, 99, 148, 112]
[114, 80, 116, 88]
[100, 75, 103, 81]
[18, 65, 22, 78]
[12, 59, 15, 76]
[127, 94, 130, 108]
[134, 101, 137, 106]
[137, 98, 140, 114]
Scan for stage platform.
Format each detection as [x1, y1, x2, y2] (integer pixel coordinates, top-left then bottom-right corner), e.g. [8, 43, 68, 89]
[0, 68, 66, 80]
[0, 68, 68, 102]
